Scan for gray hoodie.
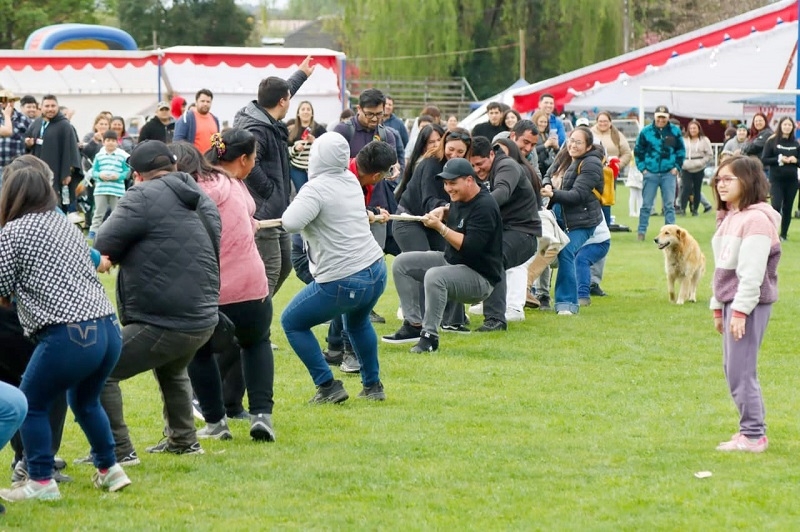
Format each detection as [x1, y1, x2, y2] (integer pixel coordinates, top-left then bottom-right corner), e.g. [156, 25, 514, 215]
[281, 133, 384, 282]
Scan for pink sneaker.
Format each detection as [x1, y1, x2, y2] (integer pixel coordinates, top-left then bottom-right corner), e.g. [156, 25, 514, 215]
[716, 433, 768, 453]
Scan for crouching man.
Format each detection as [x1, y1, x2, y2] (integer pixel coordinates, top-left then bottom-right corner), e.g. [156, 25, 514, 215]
[382, 158, 503, 352]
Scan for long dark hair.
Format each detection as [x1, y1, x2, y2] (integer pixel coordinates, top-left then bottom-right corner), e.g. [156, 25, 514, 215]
[684, 119, 706, 140]
[749, 112, 769, 139]
[288, 100, 320, 143]
[170, 141, 219, 182]
[0, 155, 58, 226]
[493, 137, 541, 191]
[395, 124, 445, 200]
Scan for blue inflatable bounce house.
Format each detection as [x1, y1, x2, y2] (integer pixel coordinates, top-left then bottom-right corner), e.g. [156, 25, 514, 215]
[24, 24, 138, 51]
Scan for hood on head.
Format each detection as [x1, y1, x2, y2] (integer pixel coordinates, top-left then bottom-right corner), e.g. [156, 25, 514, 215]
[171, 96, 186, 119]
[308, 132, 350, 180]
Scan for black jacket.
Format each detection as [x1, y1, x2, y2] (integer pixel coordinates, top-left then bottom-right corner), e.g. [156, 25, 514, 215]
[484, 151, 541, 236]
[94, 172, 221, 331]
[743, 128, 773, 157]
[138, 116, 175, 144]
[233, 70, 308, 220]
[398, 157, 448, 215]
[544, 146, 604, 231]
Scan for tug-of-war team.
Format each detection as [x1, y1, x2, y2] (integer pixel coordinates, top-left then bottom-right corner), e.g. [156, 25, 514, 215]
[0, 56, 787, 511]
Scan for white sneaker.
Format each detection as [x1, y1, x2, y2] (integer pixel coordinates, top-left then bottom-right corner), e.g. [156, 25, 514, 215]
[0, 478, 61, 501]
[468, 303, 483, 315]
[505, 308, 525, 322]
[557, 310, 575, 316]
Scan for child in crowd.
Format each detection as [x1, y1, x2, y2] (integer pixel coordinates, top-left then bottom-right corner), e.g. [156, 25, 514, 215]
[88, 130, 129, 241]
[0, 155, 130, 502]
[710, 155, 781, 453]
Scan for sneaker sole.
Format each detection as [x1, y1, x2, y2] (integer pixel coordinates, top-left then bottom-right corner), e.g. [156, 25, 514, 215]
[441, 328, 471, 334]
[250, 423, 276, 442]
[119, 458, 141, 467]
[358, 392, 386, 400]
[310, 390, 350, 404]
[381, 337, 420, 344]
[108, 477, 132, 492]
[197, 431, 233, 440]
[339, 365, 361, 374]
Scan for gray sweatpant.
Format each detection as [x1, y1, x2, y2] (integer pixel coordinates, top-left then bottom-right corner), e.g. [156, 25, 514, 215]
[722, 303, 771, 439]
[393, 251, 492, 336]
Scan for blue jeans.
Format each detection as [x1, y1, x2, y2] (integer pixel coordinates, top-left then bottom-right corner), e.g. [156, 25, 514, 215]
[22, 316, 121, 479]
[281, 259, 387, 388]
[638, 171, 677, 236]
[289, 166, 309, 192]
[576, 241, 611, 299]
[554, 227, 595, 314]
[0, 381, 27, 453]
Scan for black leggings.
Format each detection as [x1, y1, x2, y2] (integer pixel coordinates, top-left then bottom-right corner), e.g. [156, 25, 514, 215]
[770, 177, 799, 238]
[679, 170, 705, 214]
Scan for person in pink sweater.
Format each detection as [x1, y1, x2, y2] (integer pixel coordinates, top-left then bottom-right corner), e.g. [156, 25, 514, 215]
[170, 130, 275, 443]
[710, 155, 782, 453]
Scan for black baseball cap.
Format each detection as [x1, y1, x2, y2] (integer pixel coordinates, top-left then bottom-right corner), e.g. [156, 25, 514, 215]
[654, 105, 670, 118]
[127, 140, 177, 173]
[436, 158, 477, 180]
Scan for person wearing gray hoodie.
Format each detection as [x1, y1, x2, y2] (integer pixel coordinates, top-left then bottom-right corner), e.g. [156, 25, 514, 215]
[281, 133, 388, 405]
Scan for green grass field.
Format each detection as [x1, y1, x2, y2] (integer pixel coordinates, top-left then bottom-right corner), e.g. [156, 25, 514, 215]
[4, 185, 800, 530]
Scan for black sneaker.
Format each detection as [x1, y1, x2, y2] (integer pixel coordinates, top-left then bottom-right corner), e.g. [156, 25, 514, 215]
[227, 410, 251, 421]
[323, 348, 344, 366]
[118, 451, 141, 466]
[146, 439, 205, 455]
[704, 204, 713, 214]
[410, 331, 439, 353]
[441, 324, 471, 334]
[476, 318, 507, 332]
[538, 296, 552, 311]
[309, 379, 349, 404]
[381, 321, 422, 344]
[358, 381, 386, 401]
[589, 283, 607, 297]
[250, 413, 276, 442]
[369, 310, 386, 324]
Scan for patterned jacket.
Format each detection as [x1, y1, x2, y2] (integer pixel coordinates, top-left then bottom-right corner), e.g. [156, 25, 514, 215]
[634, 122, 686, 174]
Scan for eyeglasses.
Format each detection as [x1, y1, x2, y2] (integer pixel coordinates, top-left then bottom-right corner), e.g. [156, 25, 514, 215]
[567, 138, 585, 146]
[716, 174, 739, 185]
[362, 111, 384, 120]
[446, 132, 471, 143]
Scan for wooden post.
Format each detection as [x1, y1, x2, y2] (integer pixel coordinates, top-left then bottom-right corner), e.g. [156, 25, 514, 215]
[519, 28, 526, 81]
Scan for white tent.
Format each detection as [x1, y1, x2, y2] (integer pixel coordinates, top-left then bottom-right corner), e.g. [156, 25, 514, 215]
[0, 46, 346, 135]
[509, 0, 799, 120]
[460, 78, 529, 131]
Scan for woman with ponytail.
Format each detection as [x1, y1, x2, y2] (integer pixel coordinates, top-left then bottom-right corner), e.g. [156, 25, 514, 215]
[169, 130, 276, 442]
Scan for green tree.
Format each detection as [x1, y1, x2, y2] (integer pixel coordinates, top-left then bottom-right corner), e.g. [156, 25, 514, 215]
[0, 0, 100, 49]
[118, 0, 252, 48]
[286, 0, 340, 20]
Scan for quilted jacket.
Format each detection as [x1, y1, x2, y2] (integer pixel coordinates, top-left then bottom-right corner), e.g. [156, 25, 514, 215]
[94, 172, 221, 331]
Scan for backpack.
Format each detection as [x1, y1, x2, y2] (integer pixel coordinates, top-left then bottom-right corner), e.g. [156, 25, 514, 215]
[344, 119, 388, 143]
[576, 161, 616, 207]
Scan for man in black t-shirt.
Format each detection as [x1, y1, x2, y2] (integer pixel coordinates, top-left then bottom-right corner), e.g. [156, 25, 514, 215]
[382, 158, 503, 353]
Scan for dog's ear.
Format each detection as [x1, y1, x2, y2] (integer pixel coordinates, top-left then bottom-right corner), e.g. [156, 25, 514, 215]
[675, 227, 684, 239]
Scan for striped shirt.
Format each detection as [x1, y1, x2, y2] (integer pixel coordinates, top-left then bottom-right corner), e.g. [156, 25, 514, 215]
[91, 148, 129, 197]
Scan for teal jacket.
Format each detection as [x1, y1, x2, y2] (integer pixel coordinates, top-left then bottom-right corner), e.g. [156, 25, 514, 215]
[634, 123, 685, 174]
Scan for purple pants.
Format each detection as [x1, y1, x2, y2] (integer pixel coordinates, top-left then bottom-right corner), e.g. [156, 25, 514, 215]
[722, 303, 771, 438]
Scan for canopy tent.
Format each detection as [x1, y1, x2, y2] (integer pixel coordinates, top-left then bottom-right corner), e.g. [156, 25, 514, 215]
[0, 46, 346, 135]
[508, 0, 799, 120]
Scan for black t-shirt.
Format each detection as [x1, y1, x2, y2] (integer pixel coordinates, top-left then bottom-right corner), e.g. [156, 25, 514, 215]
[472, 121, 508, 142]
[445, 187, 504, 286]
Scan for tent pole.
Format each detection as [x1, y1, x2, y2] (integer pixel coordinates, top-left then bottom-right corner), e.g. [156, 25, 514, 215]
[796, 0, 800, 137]
[639, 88, 645, 128]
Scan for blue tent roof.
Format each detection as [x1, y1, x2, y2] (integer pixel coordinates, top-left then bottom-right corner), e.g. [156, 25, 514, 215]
[730, 93, 797, 106]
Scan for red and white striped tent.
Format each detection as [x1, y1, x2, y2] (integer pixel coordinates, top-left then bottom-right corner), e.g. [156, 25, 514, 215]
[0, 46, 346, 135]
[464, 0, 800, 129]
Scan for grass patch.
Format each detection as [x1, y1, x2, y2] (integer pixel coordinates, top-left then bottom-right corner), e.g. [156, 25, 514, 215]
[4, 185, 800, 529]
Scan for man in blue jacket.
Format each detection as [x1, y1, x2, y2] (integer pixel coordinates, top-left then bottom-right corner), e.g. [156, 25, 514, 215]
[633, 105, 686, 241]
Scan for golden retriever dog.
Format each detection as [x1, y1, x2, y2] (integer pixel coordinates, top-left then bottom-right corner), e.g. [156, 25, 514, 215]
[654, 224, 705, 304]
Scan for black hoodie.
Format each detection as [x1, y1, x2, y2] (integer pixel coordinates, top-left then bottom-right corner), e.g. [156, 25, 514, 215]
[482, 150, 542, 237]
[545, 145, 604, 230]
